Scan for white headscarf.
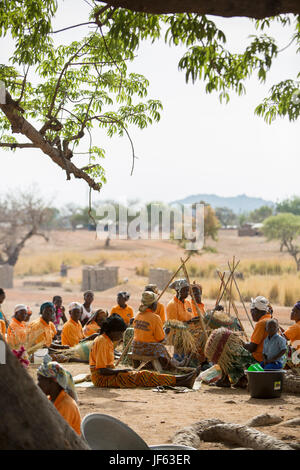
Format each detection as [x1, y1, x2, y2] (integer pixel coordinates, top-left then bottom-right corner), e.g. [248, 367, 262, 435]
[250, 296, 269, 312]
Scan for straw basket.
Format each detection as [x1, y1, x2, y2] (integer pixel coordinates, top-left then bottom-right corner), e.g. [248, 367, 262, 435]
[204, 327, 244, 375]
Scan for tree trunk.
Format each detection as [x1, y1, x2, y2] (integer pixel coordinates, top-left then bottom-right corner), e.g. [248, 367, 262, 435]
[0, 339, 89, 449]
[103, 0, 300, 18]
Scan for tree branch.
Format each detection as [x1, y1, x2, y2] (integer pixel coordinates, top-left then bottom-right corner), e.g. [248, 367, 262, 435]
[98, 0, 300, 18]
[0, 91, 101, 191]
[0, 143, 38, 148]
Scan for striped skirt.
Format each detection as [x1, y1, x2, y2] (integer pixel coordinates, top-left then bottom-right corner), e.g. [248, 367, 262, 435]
[90, 369, 176, 388]
[132, 340, 171, 360]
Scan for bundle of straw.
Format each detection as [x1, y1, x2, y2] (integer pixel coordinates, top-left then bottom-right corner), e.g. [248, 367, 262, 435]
[204, 327, 245, 375]
[55, 341, 93, 362]
[204, 311, 241, 331]
[165, 320, 197, 356]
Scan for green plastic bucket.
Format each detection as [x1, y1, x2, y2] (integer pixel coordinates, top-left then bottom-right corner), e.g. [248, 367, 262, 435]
[247, 363, 264, 372]
[246, 370, 285, 399]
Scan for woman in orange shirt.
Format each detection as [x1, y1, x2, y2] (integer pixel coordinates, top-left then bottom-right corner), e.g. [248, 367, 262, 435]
[110, 292, 134, 326]
[7, 305, 28, 348]
[89, 314, 200, 389]
[37, 354, 81, 435]
[166, 279, 194, 322]
[144, 284, 166, 324]
[133, 291, 178, 369]
[83, 309, 108, 337]
[61, 303, 85, 347]
[190, 283, 205, 317]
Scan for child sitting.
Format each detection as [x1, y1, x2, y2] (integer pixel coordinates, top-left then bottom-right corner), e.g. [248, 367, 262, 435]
[260, 318, 287, 370]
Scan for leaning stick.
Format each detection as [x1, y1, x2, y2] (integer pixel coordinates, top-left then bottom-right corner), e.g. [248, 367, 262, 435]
[115, 337, 134, 367]
[181, 257, 208, 341]
[217, 270, 249, 341]
[156, 253, 192, 303]
[231, 272, 255, 331]
[215, 272, 226, 308]
[216, 260, 240, 307]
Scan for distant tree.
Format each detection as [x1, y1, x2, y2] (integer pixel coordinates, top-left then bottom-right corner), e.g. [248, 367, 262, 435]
[276, 197, 300, 216]
[263, 213, 300, 271]
[215, 207, 237, 227]
[248, 205, 274, 223]
[0, 191, 51, 266]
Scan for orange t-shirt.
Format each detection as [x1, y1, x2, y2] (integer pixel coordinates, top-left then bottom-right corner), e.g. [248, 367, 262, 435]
[250, 313, 272, 362]
[61, 319, 84, 347]
[166, 296, 194, 322]
[191, 300, 205, 317]
[28, 317, 56, 347]
[133, 309, 165, 343]
[83, 321, 100, 338]
[110, 305, 134, 325]
[0, 319, 6, 338]
[284, 321, 300, 350]
[7, 317, 27, 347]
[89, 333, 115, 370]
[154, 302, 166, 324]
[53, 390, 81, 435]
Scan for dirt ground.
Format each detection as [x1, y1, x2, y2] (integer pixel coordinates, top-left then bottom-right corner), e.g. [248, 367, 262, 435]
[27, 362, 300, 450]
[4, 230, 300, 449]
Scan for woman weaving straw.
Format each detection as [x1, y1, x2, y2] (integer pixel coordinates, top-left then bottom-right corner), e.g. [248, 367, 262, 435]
[28, 302, 69, 351]
[37, 354, 81, 435]
[7, 305, 28, 348]
[190, 282, 205, 317]
[89, 313, 201, 388]
[144, 284, 166, 324]
[132, 291, 183, 369]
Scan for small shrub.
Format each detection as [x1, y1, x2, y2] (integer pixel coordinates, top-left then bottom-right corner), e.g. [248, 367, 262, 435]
[269, 284, 279, 304]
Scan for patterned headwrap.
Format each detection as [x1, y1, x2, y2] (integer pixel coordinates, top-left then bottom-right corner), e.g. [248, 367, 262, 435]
[38, 354, 78, 402]
[169, 279, 189, 293]
[139, 291, 158, 313]
[118, 291, 130, 301]
[250, 296, 269, 312]
[14, 304, 28, 314]
[294, 301, 300, 311]
[192, 281, 202, 294]
[144, 284, 159, 294]
[39, 302, 55, 315]
[68, 302, 82, 311]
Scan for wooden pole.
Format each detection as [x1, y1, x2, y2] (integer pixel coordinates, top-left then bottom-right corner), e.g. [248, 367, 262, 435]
[217, 270, 249, 341]
[156, 253, 192, 303]
[216, 259, 240, 307]
[232, 273, 255, 330]
[215, 272, 226, 308]
[180, 257, 208, 341]
[115, 336, 133, 367]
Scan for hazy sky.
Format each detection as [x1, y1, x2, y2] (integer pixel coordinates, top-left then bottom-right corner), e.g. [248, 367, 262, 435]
[0, 1, 299, 208]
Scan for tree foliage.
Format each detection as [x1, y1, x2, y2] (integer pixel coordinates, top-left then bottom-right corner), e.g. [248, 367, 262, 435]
[0, 2, 299, 192]
[276, 196, 300, 215]
[263, 213, 300, 270]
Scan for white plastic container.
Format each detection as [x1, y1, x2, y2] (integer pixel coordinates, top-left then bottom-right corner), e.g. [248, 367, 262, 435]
[33, 348, 48, 364]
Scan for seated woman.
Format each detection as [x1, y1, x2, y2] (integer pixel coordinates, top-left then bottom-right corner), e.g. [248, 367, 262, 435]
[7, 305, 28, 348]
[110, 292, 134, 326]
[144, 284, 165, 324]
[133, 291, 179, 370]
[282, 301, 300, 372]
[190, 282, 205, 317]
[83, 309, 108, 338]
[37, 354, 81, 435]
[166, 279, 194, 322]
[61, 303, 85, 347]
[28, 302, 69, 350]
[89, 314, 200, 389]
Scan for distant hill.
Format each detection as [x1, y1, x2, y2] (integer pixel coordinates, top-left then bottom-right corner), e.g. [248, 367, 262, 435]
[171, 194, 274, 214]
